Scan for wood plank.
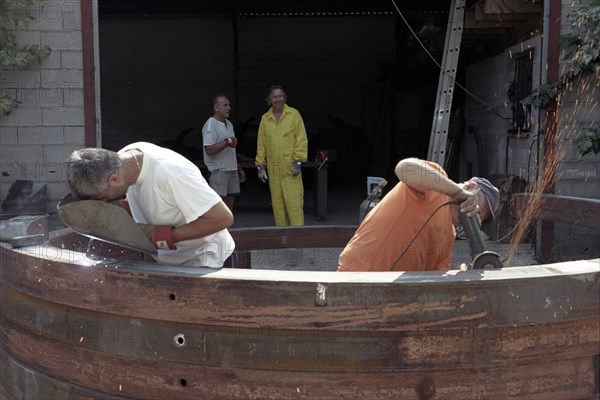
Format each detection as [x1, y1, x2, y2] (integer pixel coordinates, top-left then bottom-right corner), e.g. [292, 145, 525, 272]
[512, 193, 600, 229]
[475, 2, 540, 22]
[465, 10, 519, 29]
[484, 0, 543, 14]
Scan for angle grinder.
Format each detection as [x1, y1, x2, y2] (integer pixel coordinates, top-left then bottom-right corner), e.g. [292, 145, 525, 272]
[459, 212, 503, 269]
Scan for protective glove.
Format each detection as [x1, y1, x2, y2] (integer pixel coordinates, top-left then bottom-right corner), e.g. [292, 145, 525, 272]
[118, 199, 131, 215]
[257, 165, 268, 183]
[137, 224, 176, 250]
[226, 137, 237, 148]
[291, 160, 302, 176]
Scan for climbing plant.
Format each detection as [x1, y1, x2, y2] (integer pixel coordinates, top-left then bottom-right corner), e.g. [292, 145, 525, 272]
[574, 126, 600, 156]
[523, 1, 600, 156]
[525, 1, 599, 109]
[0, 0, 51, 115]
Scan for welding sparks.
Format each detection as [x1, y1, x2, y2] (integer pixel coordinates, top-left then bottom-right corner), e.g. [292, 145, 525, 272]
[507, 67, 599, 264]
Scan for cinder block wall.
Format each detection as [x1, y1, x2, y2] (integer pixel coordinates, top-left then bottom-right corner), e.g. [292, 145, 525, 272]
[464, 36, 542, 184]
[464, 0, 599, 261]
[0, 0, 83, 214]
[551, 0, 600, 260]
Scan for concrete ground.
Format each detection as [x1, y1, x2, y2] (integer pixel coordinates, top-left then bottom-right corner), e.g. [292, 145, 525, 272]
[230, 172, 538, 271]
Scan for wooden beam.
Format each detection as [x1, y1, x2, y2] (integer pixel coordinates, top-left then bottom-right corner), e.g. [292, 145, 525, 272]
[475, 2, 540, 22]
[484, 0, 543, 14]
[512, 193, 600, 229]
[465, 10, 520, 29]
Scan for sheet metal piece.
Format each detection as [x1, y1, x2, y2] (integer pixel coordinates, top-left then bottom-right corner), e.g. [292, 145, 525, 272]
[0, 214, 48, 247]
[57, 193, 157, 254]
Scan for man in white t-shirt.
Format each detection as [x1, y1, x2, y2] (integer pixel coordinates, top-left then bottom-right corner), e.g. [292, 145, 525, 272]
[202, 94, 243, 211]
[66, 142, 235, 268]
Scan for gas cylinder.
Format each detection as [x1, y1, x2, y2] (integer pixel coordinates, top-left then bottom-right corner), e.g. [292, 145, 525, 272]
[358, 177, 387, 222]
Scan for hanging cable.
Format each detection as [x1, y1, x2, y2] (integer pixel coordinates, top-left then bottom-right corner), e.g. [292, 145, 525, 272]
[389, 0, 512, 121]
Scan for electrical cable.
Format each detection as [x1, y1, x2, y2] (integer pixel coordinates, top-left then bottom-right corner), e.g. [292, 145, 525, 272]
[388, 200, 460, 271]
[389, 0, 512, 121]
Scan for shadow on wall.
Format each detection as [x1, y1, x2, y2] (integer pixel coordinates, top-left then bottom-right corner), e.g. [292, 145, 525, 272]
[1, 180, 47, 215]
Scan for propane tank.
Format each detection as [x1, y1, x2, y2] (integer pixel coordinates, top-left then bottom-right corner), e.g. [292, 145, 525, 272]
[359, 177, 387, 222]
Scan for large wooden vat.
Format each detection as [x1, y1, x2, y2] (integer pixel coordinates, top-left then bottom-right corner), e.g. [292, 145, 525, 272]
[1, 226, 599, 399]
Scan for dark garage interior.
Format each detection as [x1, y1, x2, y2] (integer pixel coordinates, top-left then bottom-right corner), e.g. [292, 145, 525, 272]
[97, 0, 539, 187]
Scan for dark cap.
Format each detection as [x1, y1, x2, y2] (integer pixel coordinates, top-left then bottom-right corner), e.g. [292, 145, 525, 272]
[469, 177, 500, 238]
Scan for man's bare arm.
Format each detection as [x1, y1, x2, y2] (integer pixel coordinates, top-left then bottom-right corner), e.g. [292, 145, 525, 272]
[171, 201, 233, 242]
[395, 158, 462, 196]
[395, 158, 479, 216]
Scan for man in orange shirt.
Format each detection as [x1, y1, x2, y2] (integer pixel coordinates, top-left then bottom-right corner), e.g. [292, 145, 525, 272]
[337, 158, 499, 272]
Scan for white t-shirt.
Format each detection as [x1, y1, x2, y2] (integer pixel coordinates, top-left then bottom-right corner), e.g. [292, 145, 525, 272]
[201, 117, 237, 172]
[119, 142, 235, 267]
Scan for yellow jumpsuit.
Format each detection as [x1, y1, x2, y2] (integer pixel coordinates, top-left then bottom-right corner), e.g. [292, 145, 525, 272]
[256, 104, 308, 226]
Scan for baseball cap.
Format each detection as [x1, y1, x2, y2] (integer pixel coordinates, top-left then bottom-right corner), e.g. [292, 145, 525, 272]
[470, 177, 500, 238]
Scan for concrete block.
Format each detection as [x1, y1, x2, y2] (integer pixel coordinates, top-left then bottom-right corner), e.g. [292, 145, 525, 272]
[55, 1, 81, 30]
[557, 160, 599, 179]
[41, 51, 62, 68]
[18, 126, 64, 144]
[42, 107, 84, 126]
[0, 127, 18, 145]
[14, 30, 41, 46]
[63, 88, 84, 107]
[47, 180, 70, 203]
[17, 86, 63, 107]
[561, 137, 600, 160]
[41, 69, 83, 88]
[1, 156, 68, 184]
[61, 51, 83, 69]
[0, 107, 43, 126]
[26, 4, 64, 31]
[556, 179, 600, 198]
[43, 143, 82, 164]
[0, 145, 43, 166]
[558, 105, 599, 125]
[552, 222, 600, 261]
[41, 31, 81, 51]
[1, 69, 41, 88]
[64, 126, 85, 144]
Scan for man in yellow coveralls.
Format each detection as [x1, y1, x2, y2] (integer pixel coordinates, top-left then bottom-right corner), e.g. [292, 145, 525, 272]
[255, 85, 308, 226]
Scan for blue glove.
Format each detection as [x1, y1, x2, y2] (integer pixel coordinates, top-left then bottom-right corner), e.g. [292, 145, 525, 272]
[292, 160, 301, 176]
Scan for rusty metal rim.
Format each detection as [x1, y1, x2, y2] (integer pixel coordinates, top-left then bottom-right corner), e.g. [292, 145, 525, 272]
[2, 333, 597, 400]
[1, 349, 133, 400]
[6, 241, 600, 283]
[1, 256, 598, 339]
[2, 285, 598, 372]
[1, 228, 599, 399]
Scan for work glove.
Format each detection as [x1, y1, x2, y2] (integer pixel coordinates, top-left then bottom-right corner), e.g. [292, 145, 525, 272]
[118, 199, 131, 215]
[257, 165, 268, 183]
[137, 224, 176, 250]
[237, 165, 246, 183]
[291, 160, 302, 176]
[226, 137, 237, 148]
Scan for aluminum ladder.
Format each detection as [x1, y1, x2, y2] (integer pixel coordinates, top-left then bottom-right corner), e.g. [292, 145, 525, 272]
[426, 0, 466, 168]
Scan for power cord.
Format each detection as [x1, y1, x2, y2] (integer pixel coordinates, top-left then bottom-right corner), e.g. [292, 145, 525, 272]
[389, 0, 512, 121]
[388, 200, 460, 271]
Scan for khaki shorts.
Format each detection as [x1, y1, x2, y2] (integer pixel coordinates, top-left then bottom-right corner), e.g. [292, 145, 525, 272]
[209, 170, 240, 197]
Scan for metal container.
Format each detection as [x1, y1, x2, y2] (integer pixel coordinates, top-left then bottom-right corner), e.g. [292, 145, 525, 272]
[1, 226, 598, 399]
